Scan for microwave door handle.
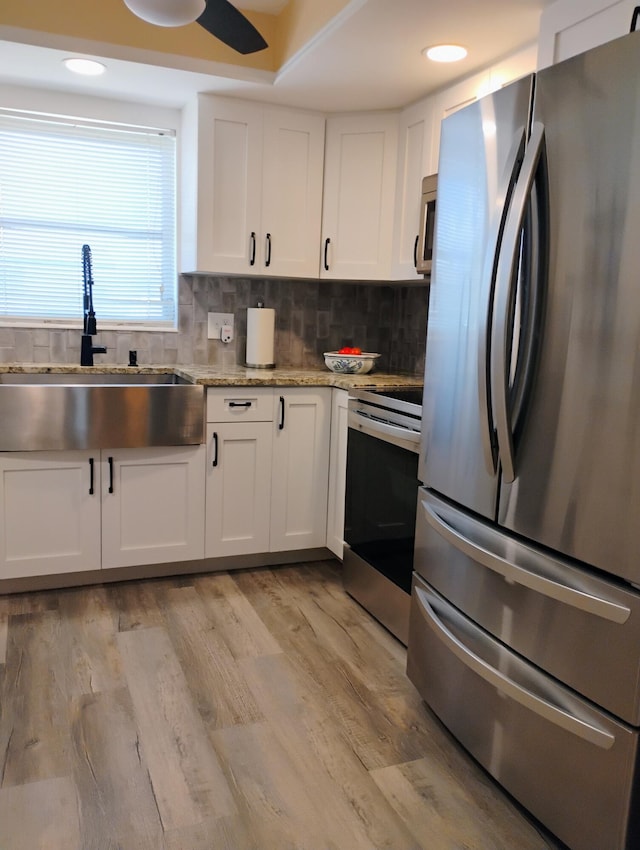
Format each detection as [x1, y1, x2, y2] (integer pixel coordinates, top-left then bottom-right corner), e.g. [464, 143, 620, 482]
[491, 122, 546, 483]
[413, 584, 615, 750]
[477, 128, 526, 476]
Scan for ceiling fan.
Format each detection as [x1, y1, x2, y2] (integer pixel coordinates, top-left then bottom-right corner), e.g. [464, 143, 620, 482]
[123, 0, 268, 54]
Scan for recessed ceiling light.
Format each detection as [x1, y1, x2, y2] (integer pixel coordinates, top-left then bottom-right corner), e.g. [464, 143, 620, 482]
[423, 44, 468, 63]
[63, 58, 107, 76]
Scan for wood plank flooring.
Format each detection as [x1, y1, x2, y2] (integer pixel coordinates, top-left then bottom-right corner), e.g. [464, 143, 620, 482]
[0, 560, 564, 849]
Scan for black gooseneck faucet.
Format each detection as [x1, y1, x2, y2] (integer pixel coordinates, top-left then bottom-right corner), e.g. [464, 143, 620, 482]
[80, 244, 107, 367]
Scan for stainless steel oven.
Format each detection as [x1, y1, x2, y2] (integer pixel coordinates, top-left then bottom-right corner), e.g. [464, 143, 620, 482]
[343, 386, 422, 645]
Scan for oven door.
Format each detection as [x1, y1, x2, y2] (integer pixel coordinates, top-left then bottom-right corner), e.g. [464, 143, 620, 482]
[343, 403, 420, 643]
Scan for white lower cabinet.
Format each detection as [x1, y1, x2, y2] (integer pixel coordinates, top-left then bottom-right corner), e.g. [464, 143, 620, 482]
[0, 450, 101, 579]
[0, 445, 205, 580]
[205, 421, 273, 557]
[205, 386, 331, 557]
[101, 446, 205, 569]
[0, 385, 337, 584]
[326, 389, 349, 559]
[270, 388, 330, 551]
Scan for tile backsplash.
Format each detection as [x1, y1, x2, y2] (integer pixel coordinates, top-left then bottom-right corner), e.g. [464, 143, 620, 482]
[0, 276, 429, 376]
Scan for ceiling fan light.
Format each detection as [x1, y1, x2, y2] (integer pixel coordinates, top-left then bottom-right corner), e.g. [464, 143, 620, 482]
[123, 0, 206, 27]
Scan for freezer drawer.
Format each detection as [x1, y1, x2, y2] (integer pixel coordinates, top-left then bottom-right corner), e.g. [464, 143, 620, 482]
[407, 575, 640, 850]
[415, 489, 640, 725]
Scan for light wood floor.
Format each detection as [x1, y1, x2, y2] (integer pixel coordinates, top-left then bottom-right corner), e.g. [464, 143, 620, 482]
[0, 560, 564, 850]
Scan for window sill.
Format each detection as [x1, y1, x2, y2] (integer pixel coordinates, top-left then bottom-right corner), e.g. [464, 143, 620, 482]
[0, 320, 177, 333]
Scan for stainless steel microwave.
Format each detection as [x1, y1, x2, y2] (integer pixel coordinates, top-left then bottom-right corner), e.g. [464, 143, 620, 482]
[416, 174, 437, 276]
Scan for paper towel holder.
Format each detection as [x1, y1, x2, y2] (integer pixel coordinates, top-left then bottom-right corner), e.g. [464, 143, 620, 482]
[245, 300, 276, 369]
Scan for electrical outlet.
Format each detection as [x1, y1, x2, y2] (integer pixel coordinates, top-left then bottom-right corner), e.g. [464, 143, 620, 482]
[208, 312, 234, 340]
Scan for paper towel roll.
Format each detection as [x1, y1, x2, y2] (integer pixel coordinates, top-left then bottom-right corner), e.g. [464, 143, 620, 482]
[246, 306, 275, 368]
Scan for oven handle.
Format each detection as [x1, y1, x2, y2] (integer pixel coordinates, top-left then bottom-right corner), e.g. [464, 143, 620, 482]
[349, 408, 420, 451]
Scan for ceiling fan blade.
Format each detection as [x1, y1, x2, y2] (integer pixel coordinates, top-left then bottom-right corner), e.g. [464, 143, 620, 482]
[197, 0, 268, 54]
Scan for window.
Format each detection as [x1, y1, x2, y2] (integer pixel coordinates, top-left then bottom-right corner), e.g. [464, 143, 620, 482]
[0, 110, 177, 328]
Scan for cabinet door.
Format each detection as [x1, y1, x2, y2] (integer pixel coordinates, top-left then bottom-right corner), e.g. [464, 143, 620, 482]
[0, 451, 101, 579]
[538, 0, 636, 68]
[188, 96, 263, 274]
[205, 422, 272, 557]
[321, 113, 398, 280]
[391, 99, 436, 281]
[102, 446, 205, 569]
[326, 389, 349, 558]
[271, 388, 330, 552]
[261, 107, 325, 278]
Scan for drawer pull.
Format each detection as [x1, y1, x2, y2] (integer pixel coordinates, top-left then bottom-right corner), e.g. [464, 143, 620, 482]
[228, 401, 252, 409]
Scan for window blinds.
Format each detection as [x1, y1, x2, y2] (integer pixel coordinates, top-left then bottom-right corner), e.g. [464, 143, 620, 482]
[0, 111, 177, 327]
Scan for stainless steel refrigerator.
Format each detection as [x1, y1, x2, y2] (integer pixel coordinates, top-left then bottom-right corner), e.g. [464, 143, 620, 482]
[407, 29, 640, 850]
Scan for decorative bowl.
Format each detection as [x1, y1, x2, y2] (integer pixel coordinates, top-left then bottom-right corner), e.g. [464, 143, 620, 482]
[323, 352, 380, 374]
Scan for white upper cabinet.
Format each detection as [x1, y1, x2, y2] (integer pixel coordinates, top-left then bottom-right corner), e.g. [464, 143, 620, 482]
[181, 95, 325, 278]
[260, 108, 326, 278]
[391, 98, 437, 281]
[538, 0, 637, 68]
[321, 112, 399, 280]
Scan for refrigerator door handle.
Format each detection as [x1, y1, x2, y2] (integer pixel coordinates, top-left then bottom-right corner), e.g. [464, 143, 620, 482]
[477, 129, 527, 476]
[413, 583, 616, 750]
[491, 122, 546, 483]
[422, 496, 631, 624]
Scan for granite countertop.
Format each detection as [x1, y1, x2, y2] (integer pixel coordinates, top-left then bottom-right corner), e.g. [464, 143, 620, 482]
[0, 363, 423, 391]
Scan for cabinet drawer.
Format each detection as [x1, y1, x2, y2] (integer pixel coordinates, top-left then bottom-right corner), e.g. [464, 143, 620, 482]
[415, 490, 640, 725]
[206, 387, 273, 422]
[407, 575, 639, 850]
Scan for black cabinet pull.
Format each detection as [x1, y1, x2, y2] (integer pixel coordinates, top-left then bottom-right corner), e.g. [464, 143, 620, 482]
[265, 233, 272, 267]
[108, 456, 114, 494]
[631, 6, 640, 31]
[249, 231, 256, 266]
[212, 432, 219, 467]
[323, 237, 331, 271]
[414, 234, 419, 268]
[228, 400, 252, 409]
[89, 457, 95, 495]
[278, 396, 285, 431]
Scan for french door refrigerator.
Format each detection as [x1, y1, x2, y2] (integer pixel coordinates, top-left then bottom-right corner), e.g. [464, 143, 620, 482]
[407, 29, 640, 850]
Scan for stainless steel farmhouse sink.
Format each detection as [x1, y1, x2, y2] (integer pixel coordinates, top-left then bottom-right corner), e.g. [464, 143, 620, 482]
[0, 372, 205, 451]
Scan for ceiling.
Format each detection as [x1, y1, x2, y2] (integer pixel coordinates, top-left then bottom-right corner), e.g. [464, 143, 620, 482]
[0, 0, 556, 112]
